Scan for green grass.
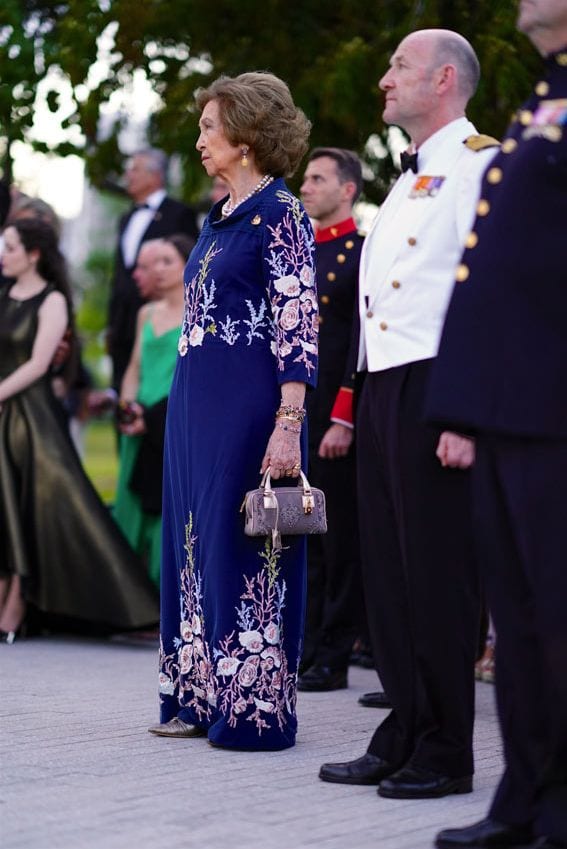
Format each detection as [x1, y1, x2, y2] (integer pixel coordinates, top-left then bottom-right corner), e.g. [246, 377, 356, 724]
[83, 419, 119, 504]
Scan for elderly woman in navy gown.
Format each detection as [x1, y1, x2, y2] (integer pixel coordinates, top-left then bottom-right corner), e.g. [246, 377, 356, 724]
[149, 72, 317, 750]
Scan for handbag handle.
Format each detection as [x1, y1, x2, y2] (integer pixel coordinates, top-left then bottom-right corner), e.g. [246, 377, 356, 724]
[260, 467, 312, 496]
[261, 466, 315, 520]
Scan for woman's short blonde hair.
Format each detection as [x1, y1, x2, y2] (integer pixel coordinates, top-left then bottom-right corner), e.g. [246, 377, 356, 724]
[195, 72, 311, 178]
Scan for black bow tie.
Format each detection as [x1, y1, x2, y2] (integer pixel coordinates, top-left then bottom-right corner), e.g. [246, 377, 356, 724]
[400, 151, 418, 174]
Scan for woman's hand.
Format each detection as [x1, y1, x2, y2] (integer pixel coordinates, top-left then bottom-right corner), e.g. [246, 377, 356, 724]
[118, 402, 147, 436]
[261, 426, 301, 480]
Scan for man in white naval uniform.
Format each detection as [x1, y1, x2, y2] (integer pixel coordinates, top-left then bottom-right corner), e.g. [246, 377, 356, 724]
[319, 28, 499, 799]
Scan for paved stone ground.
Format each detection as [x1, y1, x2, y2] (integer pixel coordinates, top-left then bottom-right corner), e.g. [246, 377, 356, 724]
[1, 637, 503, 849]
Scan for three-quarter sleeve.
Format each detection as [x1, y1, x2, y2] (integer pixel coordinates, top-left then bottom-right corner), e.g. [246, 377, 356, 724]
[263, 190, 318, 387]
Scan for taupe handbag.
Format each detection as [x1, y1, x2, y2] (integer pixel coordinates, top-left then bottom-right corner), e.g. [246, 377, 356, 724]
[242, 468, 327, 550]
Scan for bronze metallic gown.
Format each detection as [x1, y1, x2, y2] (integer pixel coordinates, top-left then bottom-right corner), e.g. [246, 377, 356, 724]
[0, 283, 159, 629]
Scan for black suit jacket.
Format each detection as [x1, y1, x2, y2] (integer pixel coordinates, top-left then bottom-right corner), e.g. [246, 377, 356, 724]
[108, 195, 198, 389]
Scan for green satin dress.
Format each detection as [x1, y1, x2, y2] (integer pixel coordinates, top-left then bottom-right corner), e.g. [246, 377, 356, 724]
[0, 283, 159, 629]
[113, 314, 179, 587]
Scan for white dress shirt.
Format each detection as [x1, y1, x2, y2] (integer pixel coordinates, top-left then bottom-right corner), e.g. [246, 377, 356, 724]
[121, 188, 166, 269]
[358, 117, 497, 373]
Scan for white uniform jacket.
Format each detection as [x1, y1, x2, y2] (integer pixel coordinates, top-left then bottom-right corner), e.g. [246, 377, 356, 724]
[358, 117, 497, 373]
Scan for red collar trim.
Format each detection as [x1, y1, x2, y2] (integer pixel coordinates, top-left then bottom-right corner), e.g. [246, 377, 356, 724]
[315, 217, 357, 244]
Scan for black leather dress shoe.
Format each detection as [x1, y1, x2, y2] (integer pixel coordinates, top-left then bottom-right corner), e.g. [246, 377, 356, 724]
[349, 641, 375, 668]
[319, 752, 396, 785]
[378, 764, 473, 799]
[358, 690, 392, 708]
[532, 840, 567, 848]
[435, 818, 534, 848]
[297, 665, 347, 691]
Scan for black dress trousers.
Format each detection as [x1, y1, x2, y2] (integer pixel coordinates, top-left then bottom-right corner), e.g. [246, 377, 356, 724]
[304, 449, 364, 670]
[356, 359, 480, 776]
[473, 435, 567, 843]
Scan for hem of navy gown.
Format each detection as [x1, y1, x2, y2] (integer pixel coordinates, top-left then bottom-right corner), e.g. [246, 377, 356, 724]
[162, 706, 297, 751]
[172, 708, 296, 751]
[207, 737, 296, 752]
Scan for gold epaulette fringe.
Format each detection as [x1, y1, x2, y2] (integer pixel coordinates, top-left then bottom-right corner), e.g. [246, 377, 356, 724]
[464, 134, 501, 151]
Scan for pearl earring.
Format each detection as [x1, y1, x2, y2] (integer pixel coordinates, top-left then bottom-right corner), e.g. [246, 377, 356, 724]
[241, 146, 249, 167]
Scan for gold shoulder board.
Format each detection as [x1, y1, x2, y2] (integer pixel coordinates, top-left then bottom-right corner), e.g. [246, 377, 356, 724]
[464, 134, 501, 152]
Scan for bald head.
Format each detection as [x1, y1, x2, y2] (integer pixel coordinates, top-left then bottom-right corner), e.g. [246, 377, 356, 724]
[379, 29, 480, 146]
[424, 29, 480, 100]
[399, 30, 479, 102]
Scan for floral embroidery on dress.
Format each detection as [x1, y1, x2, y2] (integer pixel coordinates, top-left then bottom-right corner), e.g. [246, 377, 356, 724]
[159, 520, 296, 735]
[159, 514, 217, 722]
[265, 190, 318, 376]
[218, 300, 273, 347]
[213, 539, 296, 735]
[177, 191, 317, 376]
[178, 243, 222, 356]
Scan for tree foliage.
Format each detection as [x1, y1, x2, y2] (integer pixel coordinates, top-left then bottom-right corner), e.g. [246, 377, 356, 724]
[1, 0, 541, 201]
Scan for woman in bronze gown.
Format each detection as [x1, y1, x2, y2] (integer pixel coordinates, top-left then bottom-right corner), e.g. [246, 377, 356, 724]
[0, 218, 159, 643]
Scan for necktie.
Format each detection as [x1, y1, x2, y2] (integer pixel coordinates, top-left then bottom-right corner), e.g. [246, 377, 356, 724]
[400, 151, 418, 174]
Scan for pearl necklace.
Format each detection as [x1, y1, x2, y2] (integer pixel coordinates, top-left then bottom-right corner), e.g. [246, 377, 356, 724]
[221, 174, 274, 218]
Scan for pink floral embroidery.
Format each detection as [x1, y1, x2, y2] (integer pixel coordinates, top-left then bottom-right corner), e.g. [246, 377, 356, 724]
[179, 243, 221, 357]
[159, 522, 297, 737]
[266, 191, 318, 376]
[178, 191, 317, 381]
[158, 514, 217, 721]
[213, 540, 296, 735]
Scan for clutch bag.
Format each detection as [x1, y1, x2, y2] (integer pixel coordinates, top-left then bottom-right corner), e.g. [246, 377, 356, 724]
[242, 468, 327, 550]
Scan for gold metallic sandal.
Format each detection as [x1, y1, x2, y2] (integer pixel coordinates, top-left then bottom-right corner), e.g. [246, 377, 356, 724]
[148, 717, 207, 738]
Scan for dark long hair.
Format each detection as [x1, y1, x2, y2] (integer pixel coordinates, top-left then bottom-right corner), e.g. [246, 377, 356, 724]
[11, 218, 78, 384]
[162, 232, 195, 263]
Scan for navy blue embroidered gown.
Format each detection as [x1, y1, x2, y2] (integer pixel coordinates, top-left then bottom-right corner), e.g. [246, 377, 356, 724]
[158, 180, 318, 750]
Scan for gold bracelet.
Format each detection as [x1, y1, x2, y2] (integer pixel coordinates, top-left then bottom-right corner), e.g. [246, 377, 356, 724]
[277, 403, 306, 422]
[276, 414, 303, 424]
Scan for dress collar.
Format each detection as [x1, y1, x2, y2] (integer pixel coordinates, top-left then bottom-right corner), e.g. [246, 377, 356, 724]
[207, 177, 285, 227]
[315, 217, 357, 244]
[415, 116, 477, 172]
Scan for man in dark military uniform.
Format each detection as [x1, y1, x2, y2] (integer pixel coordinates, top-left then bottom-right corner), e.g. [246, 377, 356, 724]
[430, 3, 567, 848]
[297, 148, 365, 691]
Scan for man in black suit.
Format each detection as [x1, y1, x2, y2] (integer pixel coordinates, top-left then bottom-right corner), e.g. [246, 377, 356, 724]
[297, 148, 365, 692]
[429, 3, 567, 849]
[108, 148, 198, 390]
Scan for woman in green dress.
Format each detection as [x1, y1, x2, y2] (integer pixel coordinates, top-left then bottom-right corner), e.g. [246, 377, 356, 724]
[113, 234, 193, 586]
